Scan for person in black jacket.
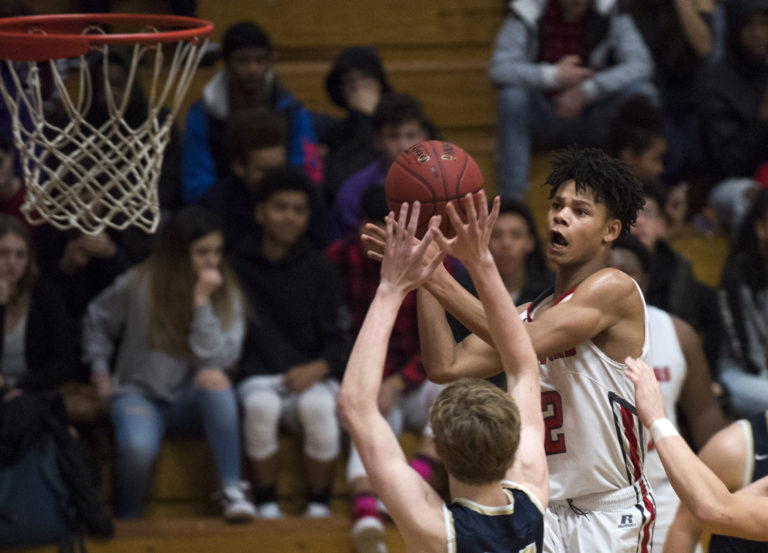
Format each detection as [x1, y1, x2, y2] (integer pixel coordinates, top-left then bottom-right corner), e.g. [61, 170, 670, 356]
[698, 0, 768, 183]
[0, 214, 77, 393]
[230, 166, 350, 520]
[313, 46, 392, 206]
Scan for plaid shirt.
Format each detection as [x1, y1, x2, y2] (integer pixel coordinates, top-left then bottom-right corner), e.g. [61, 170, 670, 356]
[325, 235, 426, 392]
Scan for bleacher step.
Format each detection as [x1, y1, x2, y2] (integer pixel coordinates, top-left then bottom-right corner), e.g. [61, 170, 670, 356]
[8, 516, 406, 553]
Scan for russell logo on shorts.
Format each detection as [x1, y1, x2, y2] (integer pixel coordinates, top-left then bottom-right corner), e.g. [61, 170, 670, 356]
[618, 514, 638, 529]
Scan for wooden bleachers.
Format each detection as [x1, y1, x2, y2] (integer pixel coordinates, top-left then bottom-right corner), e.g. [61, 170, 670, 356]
[6, 517, 407, 553]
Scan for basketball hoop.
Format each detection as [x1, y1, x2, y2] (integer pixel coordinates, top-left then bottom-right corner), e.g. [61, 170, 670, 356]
[0, 14, 214, 234]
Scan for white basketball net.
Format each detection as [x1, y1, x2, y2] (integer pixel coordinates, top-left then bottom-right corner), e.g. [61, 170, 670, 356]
[0, 32, 208, 234]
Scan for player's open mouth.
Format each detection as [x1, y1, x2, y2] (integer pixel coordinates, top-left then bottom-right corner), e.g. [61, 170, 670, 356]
[550, 231, 568, 248]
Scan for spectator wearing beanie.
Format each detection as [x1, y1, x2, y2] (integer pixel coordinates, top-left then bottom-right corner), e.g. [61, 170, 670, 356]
[312, 46, 392, 206]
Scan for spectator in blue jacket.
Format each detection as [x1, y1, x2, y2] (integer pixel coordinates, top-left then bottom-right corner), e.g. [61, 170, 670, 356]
[182, 21, 323, 203]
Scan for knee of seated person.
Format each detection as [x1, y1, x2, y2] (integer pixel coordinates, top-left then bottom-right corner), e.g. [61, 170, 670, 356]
[242, 387, 281, 418]
[296, 387, 336, 422]
[242, 409, 281, 460]
[193, 368, 231, 391]
[497, 86, 532, 115]
[115, 440, 158, 469]
[617, 80, 659, 107]
[304, 424, 340, 462]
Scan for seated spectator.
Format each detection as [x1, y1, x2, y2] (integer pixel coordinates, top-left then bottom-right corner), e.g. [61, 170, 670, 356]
[230, 168, 350, 519]
[0, 138, 26, 224]
[183, 21, 322, 202]
[631, 179, 700, 327]
[605, 95, 688, 237]
[698, 0, 768, 184]
[313, 46, 392, 206]
[608, 234, 726, 552]
[83, 206, 256, 521]
[488, 0, 656, 199]
[200, 109, 333, 251]
[333, 92, 436, 238]
[631, 178, 722, 369]
[717, 188, 768, 418]
[458, 197, 554, 305]
[0, 214, 77, 393]
[624, 0, 714, 186]
[606, 95, 666, 183]
[325, 186, 442, 553]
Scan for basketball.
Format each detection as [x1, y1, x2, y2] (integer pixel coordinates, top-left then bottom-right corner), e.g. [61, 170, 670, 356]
[385, 140, 484, 236]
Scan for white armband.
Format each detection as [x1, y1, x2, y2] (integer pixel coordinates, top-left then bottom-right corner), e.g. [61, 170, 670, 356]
[650, 418, 679, 442]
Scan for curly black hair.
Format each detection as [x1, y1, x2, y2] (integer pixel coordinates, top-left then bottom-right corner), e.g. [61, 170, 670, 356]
[545, 146, 645, 239]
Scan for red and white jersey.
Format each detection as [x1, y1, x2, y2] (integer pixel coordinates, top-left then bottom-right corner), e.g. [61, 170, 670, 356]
[644, 306, 686, 490]
[523, 280, 652, 501]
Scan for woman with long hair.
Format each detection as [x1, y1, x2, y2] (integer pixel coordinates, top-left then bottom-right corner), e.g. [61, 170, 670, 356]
[0, 214, 76, 392]
[83, 205, 256, 521]
[717, 188, 768, 417]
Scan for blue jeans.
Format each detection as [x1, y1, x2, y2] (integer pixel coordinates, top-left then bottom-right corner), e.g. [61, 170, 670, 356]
[495, 81, 659, 199]
[110, 384, 242, 518]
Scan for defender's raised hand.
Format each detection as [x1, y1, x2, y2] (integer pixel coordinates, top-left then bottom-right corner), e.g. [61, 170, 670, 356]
[433, 190, 500, 268]
[379, 201, 444, 297]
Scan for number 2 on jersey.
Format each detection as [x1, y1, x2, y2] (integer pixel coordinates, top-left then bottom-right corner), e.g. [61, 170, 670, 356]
[542, 391, 566, 455]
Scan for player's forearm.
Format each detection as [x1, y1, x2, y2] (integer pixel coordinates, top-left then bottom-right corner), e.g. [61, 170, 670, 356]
[417, 287, 461, 384]
[654, 432, 737, 531]
[466, 255, 538, 373]
[424, 264, 492, 343]
[339, 289, 402, 420]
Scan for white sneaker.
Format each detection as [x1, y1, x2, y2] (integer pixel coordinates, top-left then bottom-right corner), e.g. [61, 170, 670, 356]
[304, 501, 331, 518]
[351, 515, 387, 553]
[216, 482, 257, 523]
[257, 500, 284, 519]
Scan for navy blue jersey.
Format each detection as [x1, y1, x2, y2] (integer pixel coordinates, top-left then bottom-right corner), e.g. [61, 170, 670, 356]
[707, 411, 768, 553]
[445, 481, 544, 553]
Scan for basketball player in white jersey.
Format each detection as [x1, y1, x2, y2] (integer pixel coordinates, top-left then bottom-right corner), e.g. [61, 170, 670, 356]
[339, 198, 548, 552]
[380, 147, 653, 553]
[627, 355, 768, 543]
[609, 234, 726, 552]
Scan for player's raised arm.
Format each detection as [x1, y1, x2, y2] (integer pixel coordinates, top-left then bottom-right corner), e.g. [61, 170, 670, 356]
[362, 221, 494, 342]
[626, 356, 768, 541]
[338, 202, 446, 550]
[434, 191, 548, 507]
[362, 218, 505, 384]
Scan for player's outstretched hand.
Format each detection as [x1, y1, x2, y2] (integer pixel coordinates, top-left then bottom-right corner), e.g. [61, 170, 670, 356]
[380, 201, 444, 296]
[624, 356, 667, 428]
[433, 190, 499, 268]
[361, 222, 386, 262]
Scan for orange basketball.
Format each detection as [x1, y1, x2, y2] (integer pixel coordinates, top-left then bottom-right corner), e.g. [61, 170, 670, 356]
[385, 140, 484, 236]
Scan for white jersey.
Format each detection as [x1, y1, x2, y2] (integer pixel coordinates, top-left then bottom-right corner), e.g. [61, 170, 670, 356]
[523, 280, 653, 501]
[644, 306, 686, 488]
[644, 306, 686, 553]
